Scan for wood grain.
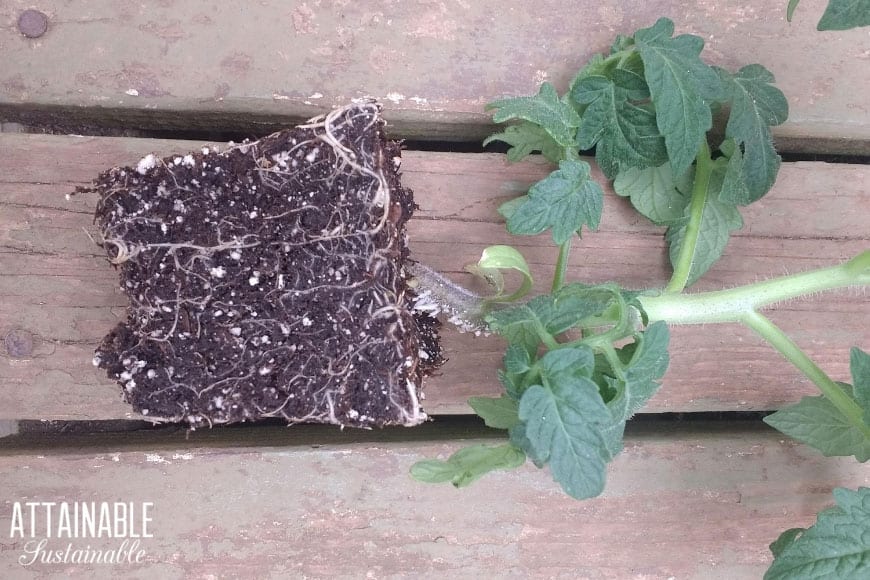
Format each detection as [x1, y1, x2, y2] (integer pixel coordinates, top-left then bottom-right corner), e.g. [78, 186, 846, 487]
[0, 427, 867, 578]
[0, 134, 867, 421]
[1, 1, 870, 151]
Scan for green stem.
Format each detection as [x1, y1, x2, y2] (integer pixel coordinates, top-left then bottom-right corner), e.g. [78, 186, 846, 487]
[600, 343, 626, 381]
[741, 311, 870, 437]
[641, 251, 870, 325]
[665, 141, 713, 294]
[552, 239, 572, 292]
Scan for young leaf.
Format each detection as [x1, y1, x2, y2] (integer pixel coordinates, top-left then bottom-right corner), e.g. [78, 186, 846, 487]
[817, 0, 870, 31]
[469, 395, 521, 430]
[611, 34, 635, 53]
[483, 121, 564, 163]
[504, 343, 532, 375]
[539, 346, 596, 381]
[618, 321, 671, 419]
[598, 414, 627, 459]
[769, 527, 806, 558]
[613, 163, 692, 225]
[487, 83, 581, 148]
[719, 139, 751, 205]
[497, 195, 527, 222]
[544, 283, 618, 335]
[509, 423, 546, 468]
[765, 487, 870, 579]
[467, 245, 534, 303]
[518, 377, 612, 499]
[717, 65, 788, 203]
[486, 292, 598, 354]
[411, 444, 526, 488]
[572, 72, 668, 178]
[763, 390, 870, 462]
[486, 302, 547, 355]
[665, 162, 743, 287]
[601, 324, 670, 460]
[634, 17, 724, 176]
[850, 346, 870, 425]
[506, 159, 604, 244]
[498, 368, 521, 400]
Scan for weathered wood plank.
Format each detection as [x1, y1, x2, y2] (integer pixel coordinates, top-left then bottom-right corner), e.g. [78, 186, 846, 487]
[2, 1, 870, 151]
[0, 427, 867, 578]
[0, 134, 867, 420]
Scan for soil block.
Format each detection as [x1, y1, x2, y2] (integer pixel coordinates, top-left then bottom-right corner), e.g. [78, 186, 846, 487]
[88, 103, 441, 428]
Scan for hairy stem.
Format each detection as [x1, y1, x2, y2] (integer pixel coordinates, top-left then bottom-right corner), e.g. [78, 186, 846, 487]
[552, 239, 572, 292]
[741, 311, 870, 437]
[665, 141, 713, 294]
[600, 342, 626, 381]
[641, 251, 870, 324]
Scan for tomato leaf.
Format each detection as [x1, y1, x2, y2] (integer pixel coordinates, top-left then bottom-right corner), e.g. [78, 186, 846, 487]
[718, 138, 752, 205]
[506, 159, 604, 243]
[487, 83, 581, 148]
[665, 160, 743, 287]
[467, 245, 534, 303]
[851, 347, 870, 425]
[763, 388, 870, 462]
[573, 71, 668, 178]
[613, 163, 692, 225]
[483, 121, 564, 163]
[765, 487, 870, 579]
[817, 0, 870, 30]
[486, 301, 548, 355]
[518, 348, 613, 499]
[469, 395, 521, 430]
[717, 65, 788, 203]
[410, 444, 526, 488]
[618, 321, 671, 419]
[769, 527, 806, 558]
[634, 17, 724, 177]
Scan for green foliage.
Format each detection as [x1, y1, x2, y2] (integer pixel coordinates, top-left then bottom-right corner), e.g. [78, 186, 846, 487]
[572, 69, 667, 178]
[411, 444, 526, 488]
[485, 17, 788, 293]
[613, 163, 692, 225]
[418, 16, 868, 570]
[851, 347, 870, 425]
[787, 0, 870, 30]
[611, 322, 671, 420]
[765, 487, 870, 579]
[765, 347, 870, 461]
[764, 389, 870, 462]
[505, 159, 604, 244]
[819, 0, 870, 30]
[483, 121, 563, 163]
[717, 65, 788, 203]
[769, 527, 806, 558]
[468, 395, 521, 430]
[486, 82, 580, 148]
[466, 245, 534, 305]
[486, 283, 625, 354]
[665, 158, 744, 287]
[633, 18, 724, 177]
[518, 376, 611, 499]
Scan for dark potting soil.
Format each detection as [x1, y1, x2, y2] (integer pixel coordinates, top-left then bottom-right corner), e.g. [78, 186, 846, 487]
[86, 103, 441, 428]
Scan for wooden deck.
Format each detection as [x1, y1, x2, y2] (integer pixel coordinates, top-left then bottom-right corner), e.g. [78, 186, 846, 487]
[1, 2, 869, 578]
